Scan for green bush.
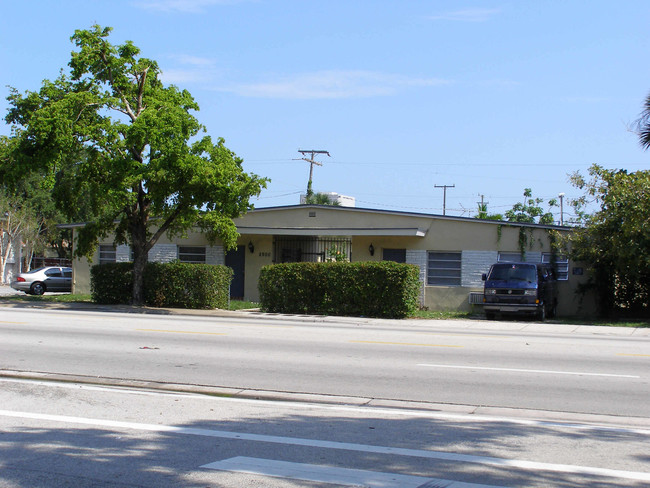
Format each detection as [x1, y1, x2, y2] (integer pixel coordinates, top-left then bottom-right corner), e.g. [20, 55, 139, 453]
[91, 262, 133, 305]
[144, 261, 232, 309]
[91, 261, 232, 309]
[259, 261, 420, 318]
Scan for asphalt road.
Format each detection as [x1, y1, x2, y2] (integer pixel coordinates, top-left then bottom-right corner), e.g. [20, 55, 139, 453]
[1, 375, 650, 487]
[1, 305, 649, 487]
[0, 306, 648, 417]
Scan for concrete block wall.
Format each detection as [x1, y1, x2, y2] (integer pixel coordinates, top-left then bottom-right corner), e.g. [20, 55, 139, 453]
[206, 245, 225, 265]
[461, 251, 498, 287]
[111, 244, 225, 265]
[406, 249, 427, 305]
[116, 245, 131, 263]
[148, 244, 177, 263]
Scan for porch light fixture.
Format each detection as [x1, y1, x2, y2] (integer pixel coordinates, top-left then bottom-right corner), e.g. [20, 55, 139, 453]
[369, 243, 375, 256]
[248, 241, 255, 254]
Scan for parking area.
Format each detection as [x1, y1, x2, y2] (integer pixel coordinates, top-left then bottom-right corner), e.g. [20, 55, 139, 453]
[0, 285, 22, 297]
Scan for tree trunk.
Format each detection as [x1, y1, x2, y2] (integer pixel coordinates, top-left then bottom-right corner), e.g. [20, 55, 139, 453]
[132, 247, 146, 306]
[0, 249, 8, 284]
[130, 218, 149, 306]
[24, 247, 33, 272]
[0, 235, 12, 285]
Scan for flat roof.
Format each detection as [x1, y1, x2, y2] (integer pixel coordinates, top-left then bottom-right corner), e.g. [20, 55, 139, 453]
[58, 204, 572, 232]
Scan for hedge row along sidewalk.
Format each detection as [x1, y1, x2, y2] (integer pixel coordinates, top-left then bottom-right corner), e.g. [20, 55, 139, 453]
[258, 261, 420, 319]
[91, 262, 232, 309]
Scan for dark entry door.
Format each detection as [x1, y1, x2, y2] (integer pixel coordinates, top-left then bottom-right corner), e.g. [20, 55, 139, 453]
[225, 245, 245, 299]
[382, 248, 407, 263]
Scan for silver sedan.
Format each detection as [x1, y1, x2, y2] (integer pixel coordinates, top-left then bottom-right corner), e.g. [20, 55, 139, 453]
[10, 266, 72, 295]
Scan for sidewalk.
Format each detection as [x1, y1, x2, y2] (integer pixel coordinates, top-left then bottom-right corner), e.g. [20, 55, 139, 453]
[1, 284, 648, 336]
[0, 284, 21, 297]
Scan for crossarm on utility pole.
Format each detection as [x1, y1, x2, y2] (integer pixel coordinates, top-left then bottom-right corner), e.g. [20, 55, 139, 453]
[434, 184, 455, 216]
[297, 149, 330, 196]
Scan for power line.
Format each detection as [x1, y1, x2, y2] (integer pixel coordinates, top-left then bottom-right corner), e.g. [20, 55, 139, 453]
[245, 159, 608, 167]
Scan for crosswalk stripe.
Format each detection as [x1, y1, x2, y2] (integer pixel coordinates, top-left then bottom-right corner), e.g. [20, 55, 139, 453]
[2, 409, 649, 482]
[202, 456, 506, 488]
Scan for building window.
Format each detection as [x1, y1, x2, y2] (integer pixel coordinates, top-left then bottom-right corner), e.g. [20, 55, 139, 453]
[427, 251, 461, 286]
[99, 245, 116, 264]
[382, 248, 406, 263]
[178, 246, 206, 264]
[542, 253, 569, 281]
[498, 252, 525, 262]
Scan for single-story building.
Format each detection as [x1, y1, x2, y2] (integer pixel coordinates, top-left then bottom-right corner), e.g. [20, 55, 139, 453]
[68, 204, 595, 316]
[1, 229, 22, 284]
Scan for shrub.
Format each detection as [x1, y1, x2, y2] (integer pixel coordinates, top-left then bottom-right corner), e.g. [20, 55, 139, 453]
[90, 261, 232, 309]
[91, 262, 133, 305]
[259, 261, 420, 318]
[144, 261, 232, 309]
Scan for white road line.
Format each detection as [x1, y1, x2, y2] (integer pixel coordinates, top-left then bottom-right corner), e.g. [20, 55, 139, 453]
[202, 456, 505, 488]
[0, 378, 195, 398]
[2, 377, 650, 436]
[1, 409, 649, 482]
[418, 363, 640, 378]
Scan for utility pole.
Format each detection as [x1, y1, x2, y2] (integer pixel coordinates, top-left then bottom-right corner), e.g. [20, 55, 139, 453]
[297, 149, 330, 197]
[558, 192, 565, 226]
[477, 194, 489, 218]
[434, 184, 455, 216]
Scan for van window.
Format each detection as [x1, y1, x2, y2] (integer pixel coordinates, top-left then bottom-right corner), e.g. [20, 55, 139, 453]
[488, 264, 536, 282]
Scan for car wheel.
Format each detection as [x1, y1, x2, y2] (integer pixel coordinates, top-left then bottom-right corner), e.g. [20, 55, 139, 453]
[30, 282, 45, 296]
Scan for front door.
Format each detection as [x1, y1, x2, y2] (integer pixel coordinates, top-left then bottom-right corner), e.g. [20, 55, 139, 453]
[225, 245, 246, 299]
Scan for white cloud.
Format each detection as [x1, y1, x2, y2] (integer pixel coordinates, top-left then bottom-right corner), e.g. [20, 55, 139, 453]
[160, 54, 221, 84]
[169, 54, 217, 67]
[134, 0, 243, 13]
[218, 70, 450, 99]
[160, 68, 211, 84]
[477, 79, 521, 88]
[428, 8, 500, 22]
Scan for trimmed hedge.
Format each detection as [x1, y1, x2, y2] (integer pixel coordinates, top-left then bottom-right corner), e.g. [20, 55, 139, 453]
[91, 261, 233, 309]
[90, 262, 133, 305]
[144, 261, 232, 309]
[258, 261, 420, 318]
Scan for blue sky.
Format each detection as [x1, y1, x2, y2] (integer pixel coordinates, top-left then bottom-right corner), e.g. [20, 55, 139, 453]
[2, 1, 649, 222]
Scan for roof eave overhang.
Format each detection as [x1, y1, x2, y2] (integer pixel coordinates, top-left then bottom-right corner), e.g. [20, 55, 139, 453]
[237, 227, 427, 237]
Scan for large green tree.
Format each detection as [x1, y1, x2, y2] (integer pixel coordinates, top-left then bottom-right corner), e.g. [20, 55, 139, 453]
[3, 25, 268, 304]
[2, 133, 82, 263]
[569, 165, 650, 317]
[1, 135, 51, 279]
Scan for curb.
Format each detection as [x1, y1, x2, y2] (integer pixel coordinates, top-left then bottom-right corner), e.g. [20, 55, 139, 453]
[3, 369, 650, 432]
[1, 296, 648, 335]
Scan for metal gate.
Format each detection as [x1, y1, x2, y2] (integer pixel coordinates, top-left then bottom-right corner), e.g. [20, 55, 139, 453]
[273, 236, 351, 263]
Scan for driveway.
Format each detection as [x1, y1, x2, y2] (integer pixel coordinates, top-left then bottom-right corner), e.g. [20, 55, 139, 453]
[0, 285, 21, 297]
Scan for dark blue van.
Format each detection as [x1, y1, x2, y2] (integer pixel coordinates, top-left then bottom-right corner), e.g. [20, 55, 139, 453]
[482, 262, 558, 320]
